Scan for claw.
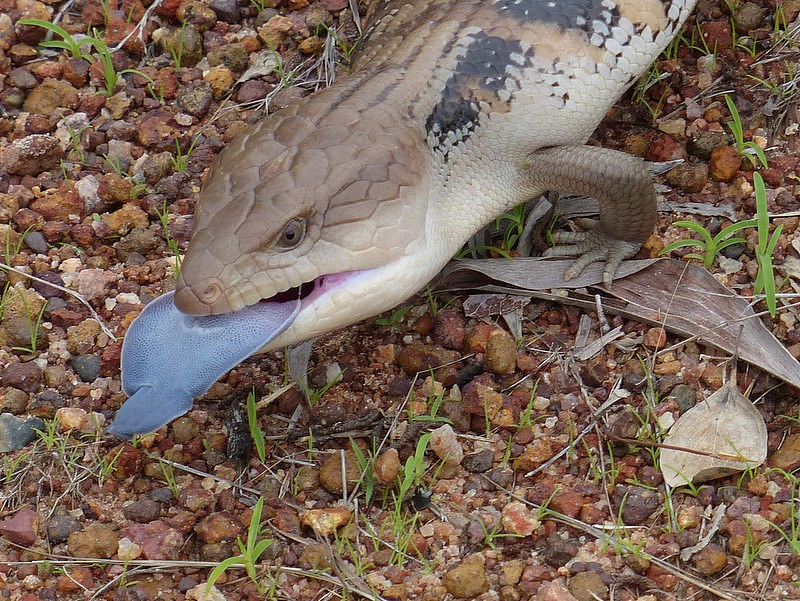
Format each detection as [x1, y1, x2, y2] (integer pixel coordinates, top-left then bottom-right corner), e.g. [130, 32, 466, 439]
[544, 222, 641, 285]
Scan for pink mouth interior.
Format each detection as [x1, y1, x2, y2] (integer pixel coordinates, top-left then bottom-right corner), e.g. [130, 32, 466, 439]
[260, 271, 357, 308]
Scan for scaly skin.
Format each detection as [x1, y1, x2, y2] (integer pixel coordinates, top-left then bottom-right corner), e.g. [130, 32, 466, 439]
[174, 0, 698, 351]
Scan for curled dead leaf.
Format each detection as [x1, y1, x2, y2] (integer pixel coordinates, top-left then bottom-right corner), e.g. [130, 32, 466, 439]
[660, 380, 767, 487]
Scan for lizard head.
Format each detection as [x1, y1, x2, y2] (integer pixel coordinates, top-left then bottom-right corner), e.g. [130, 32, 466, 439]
[111, 92, 446, 437]
[173, 94, 436, 350]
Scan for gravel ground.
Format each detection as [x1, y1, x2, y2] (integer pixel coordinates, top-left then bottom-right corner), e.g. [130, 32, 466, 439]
[1, 1, 800, 600]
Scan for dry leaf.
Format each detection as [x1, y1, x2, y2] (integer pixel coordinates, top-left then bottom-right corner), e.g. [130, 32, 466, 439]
[436, 259, 800, 389]
[660, 381, 767, 487]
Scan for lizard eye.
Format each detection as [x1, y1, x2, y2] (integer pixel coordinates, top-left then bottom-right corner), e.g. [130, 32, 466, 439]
[278, 218, 306, 249]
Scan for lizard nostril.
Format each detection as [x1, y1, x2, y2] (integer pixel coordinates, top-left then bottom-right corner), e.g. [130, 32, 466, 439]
[200, 281, 223, 304]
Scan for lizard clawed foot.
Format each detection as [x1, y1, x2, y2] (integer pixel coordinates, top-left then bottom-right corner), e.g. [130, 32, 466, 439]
[542, 219, 641, 286]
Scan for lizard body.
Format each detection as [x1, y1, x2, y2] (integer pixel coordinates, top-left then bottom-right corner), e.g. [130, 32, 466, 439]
[175, 0, 696, 345]
[110, 0, 698, 437]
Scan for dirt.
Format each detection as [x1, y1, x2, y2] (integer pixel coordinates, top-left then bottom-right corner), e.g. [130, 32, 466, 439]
[1, 1, 800, 601]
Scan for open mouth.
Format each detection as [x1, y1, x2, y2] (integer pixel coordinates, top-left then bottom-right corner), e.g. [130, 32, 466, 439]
[259, 271, 359, 308]
[267, 280, 315, 304]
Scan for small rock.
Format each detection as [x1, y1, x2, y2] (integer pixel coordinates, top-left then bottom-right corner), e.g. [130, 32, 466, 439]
[1, 134, 65, 176]
[70, 355, 102, 382]
[501, 501, 540, 536]
[301, 507, 352, 536]
[177, 1, 219, 32]
[612, 485, 660, 525]
[117, 537, 142, 560]
[687, 131, 728, 160]
[397, 343, 459, 376]
[187, 582, 227, 601]
[512, 437, 553, 472]
[258, 15, 294, 47]
[97, 173, 134, 206]
[0, 87, 25, 108]
[500, 559, 525, 586]
[294, 466, 320, 492]
[485, 329, 516, 374]
[429, 424, 464, 466]
[109, 443, 144, 479]
[8, 67, 38, 89]
[115, 227, 163, 261]
[298, 35, 325, 54]
[179, 485, 216, 512]
[568, 571, 608, 601]
[207, 42, 248, 72]
[0, 507, 39, 546]
[8, 43, 38, 64]
[22, 79, 79, 115]
[123, 520, 183, 560]
[462, 449, 493, 473]
[374, 448, 400, 484]
[162, 24, 204, 67]
[63, 57, 90, 87]
[47, 511, 81, 544]
[170, 418, 199, 445]
[101, 203, 150, 235]
[0, 413, 44, 452]
[709, 146, 741, 182]
[319, 0, 348, 9]
[733, 2, 764, 33]
[150, 487, 175, 502]
[3, 315, 48, 351]
[195, 511, 240, 544]
[21, 573, 43, 590]
[177, 82, 213, 117]
[67, 524, 119, 558]
[769, 433, 800, 472]
[665, 162, 708, 193]
[384, 583, 407, 601]
[1, 388, 29, 414]
[677, 505, 700, 530]
[209, 0, 240, 23]
[298, 541, 333, 569]
[536, 581, 578, 601]
[442, 554, 489, 598]
[23, 230, 47, 254]
[105, 91, 132, 119]
[305, 4, 333, 27]
[670, 383, 696, 413]
[56, 565, 94, 593]
[642, 327, 667, 350]
[541, 532, 579, 567]
[204, 66, 235, 98]
[319, 449, 361, 495]
[123, 499, 162, 523]
[551, 491, 586, 519]
[658, 118, 685, 136]
[701, 363, 725, 388]
[693, 543, 728, 575]
[29, 390, 65, 418]
[55, 407, 88, 431]
[579, 357, 608, 387]
[699, 20, 732, 51]
[433, 310, 466, 350]
[67, 319, 102, 355]
[77, 269, 118, 304]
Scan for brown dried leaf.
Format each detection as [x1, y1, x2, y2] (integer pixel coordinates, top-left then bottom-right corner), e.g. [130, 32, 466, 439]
[435, 258, 800, 389]
[660, 381, 766, 487]
[463, 294, 530, 318]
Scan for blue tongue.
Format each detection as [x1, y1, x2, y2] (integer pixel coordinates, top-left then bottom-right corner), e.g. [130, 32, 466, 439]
[107, 291, 300, 438]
